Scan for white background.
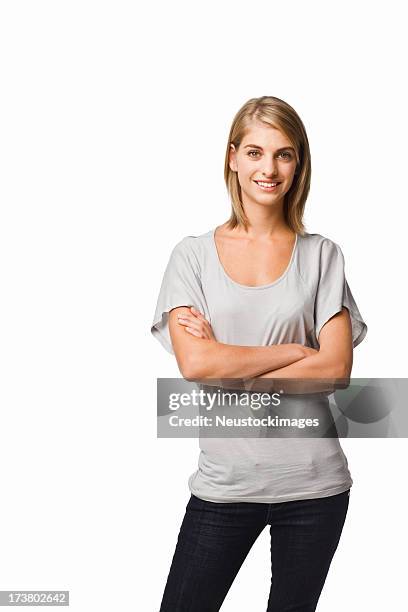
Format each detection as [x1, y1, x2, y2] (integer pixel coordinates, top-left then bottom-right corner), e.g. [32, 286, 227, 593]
[0, 1, 406, 610]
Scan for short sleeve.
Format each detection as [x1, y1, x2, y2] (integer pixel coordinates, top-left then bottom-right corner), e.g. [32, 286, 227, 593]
[314, 239, 367, 349]
[150, 237, 210, 355]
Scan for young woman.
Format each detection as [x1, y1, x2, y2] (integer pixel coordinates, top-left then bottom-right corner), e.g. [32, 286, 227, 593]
[151, 96, 367, 611]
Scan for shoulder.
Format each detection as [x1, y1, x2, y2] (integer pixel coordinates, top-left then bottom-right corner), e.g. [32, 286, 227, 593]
[171, 229, 212, 250]
[169, 230, 213, 274]
[173, 230, 212, 255]
[300, 231, 340, 248]
[299, 231, 344, 259]
[296, 232, 345, 287]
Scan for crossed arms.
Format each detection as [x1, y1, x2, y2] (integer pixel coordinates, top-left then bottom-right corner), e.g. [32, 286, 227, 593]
[168, 306, 353, 394]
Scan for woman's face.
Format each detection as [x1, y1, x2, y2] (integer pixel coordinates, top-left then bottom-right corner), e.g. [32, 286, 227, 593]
[229, 121, 298, 209]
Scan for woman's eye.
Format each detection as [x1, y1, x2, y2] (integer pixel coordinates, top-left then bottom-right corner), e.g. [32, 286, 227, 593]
[247, 150, 292, 159]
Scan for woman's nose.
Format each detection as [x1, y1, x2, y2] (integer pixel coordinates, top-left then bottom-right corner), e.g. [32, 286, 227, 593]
[262, 157, 278, 176]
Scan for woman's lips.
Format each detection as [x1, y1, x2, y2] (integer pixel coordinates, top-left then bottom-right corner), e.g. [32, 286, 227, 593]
[253, 180, 281, 191]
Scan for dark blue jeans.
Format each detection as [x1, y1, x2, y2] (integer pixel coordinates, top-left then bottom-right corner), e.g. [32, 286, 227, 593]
[159, 489, 350, 611]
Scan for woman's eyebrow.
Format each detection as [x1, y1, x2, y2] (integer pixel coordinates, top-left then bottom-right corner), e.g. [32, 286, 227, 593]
[243, 144, 295, 151]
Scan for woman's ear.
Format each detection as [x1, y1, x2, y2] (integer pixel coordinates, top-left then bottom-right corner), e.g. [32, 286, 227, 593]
[229, 143, 238, 172]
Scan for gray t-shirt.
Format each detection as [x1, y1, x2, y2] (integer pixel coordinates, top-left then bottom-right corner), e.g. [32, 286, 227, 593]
[151, 228, 367, 503]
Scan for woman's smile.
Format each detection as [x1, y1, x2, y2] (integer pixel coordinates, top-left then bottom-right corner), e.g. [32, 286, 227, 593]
[253, 180, 281, 192]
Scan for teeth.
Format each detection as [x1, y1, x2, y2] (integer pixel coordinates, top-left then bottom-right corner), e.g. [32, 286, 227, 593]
[256, 181, 278, 187]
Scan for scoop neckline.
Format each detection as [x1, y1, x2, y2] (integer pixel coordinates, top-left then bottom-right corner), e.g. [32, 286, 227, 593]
[211, 227, 299, 290]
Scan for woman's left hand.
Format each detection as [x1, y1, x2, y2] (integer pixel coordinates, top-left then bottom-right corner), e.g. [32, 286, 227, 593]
[177, 307, 216, 340]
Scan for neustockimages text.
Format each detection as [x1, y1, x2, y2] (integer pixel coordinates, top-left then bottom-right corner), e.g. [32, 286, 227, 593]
[169, 415, 320, 429]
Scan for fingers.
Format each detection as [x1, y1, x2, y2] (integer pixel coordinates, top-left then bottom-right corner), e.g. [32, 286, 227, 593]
[177, 308, 215, 340]
[190, 306, 205, 320]
[177, 316, 209, 338]
[177, 312, 209, 329]
[184, 327, 202, 337]
[177, 314, 208, 327]
[177, 312, 211, 339]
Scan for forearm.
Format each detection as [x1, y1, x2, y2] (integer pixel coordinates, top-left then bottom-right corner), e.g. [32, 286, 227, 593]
[185, 340, 306, 380]
[246, 351, 350, 394]
[188, 351, 349, 395]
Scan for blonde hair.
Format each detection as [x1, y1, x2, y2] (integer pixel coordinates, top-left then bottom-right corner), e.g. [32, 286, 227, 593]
[224, 96, 311, 236]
